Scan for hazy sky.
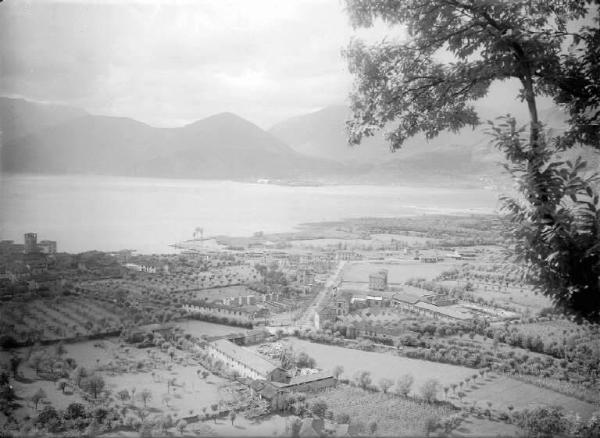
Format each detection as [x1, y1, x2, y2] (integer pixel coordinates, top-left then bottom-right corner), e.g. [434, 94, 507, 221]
[1, 0, 548, 128]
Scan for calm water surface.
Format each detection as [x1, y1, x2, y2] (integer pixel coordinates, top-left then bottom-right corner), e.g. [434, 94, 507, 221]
[0, 174, 500, 253]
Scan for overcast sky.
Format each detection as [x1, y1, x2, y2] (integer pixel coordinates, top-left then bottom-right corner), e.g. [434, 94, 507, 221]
[1, 0, 551, 129]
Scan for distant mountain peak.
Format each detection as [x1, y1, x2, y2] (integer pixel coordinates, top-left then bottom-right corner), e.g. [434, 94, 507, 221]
[0, 98, 340, 180]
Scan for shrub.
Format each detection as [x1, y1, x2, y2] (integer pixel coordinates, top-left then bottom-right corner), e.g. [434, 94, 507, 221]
[335, 413, 351, 424]
[419, 379, 440, 404]
[64, 402, 87, 420]
[310, 399, 328, 418]
[396, 374, 414, 397]
[35, 406, 61, 431]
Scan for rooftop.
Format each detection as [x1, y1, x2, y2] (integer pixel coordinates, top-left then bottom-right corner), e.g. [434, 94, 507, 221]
[287, 370, 334, 386]
[414, 302, 472, 320]
[211, 339, 279, 376]
[392, 292, 422, 304]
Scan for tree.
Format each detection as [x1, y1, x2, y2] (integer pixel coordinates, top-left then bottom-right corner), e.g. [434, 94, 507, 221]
[9, 355, 21, 378]
[139, 388, 152, 408]
[354, 370, 372, 390]
[378, 377, 394, 394]
[344, 0, 600, 323]
[424, 416, 439, 438]
[310, 399, 328, 418]
[396, 373, 414, 397]
[82, 375, 105, 400]
[420, 379, 440, 404]
[117, 389, 130, 403]
[296, 352, 316, 368]
[35, 405, 60, 430]
[441, 414, 463, 435]
[31, 388, 46, 410]
[57, 379, 68, 394]
[55, 342, 66, 357]
[336, 413, 351, 424]
[29, 353, 45, 375]
[64, 402, 86, 420]
[0, 370, 8, 386]
[72, 366, 88, 388]
[332, 365, 344, 379]
[516, 406, 572, 437]
[368, 421, 378, 436]
[289, 417, 303, 438]
[167, 378, 176, 393]
[176, 419, 187, 435]
[574, 411, 600, 438]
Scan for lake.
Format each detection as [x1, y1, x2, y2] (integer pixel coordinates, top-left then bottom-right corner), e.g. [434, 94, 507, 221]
[0, 174, 500, 253]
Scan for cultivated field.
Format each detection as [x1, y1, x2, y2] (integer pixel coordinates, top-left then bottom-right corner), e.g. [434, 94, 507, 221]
[260, 338, 599, 421]
[439, 279, 552, 313]
[0, 297, 127, 342]
[7, 337, 275, 437]
[78, 265, 260, 297]
[188, 285, 255, 302]
[456, 373, 598, 419]
[252, 338, 475, 391]
[173, 320, 247, 338]
[305, 386, 456, 436]
[342, 261, 460, 284]
[510, 319, 600, 352]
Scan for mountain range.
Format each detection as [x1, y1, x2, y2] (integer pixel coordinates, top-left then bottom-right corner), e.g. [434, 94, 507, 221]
[1, 97, 596, 186]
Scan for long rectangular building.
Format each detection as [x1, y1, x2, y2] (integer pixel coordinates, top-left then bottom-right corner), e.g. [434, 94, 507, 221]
[207, 339, 286, 380]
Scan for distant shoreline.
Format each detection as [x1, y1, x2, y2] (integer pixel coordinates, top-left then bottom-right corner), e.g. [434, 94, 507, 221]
[1, 171, 506, 190]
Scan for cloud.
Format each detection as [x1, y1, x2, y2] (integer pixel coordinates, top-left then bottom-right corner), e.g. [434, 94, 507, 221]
[0, 0, 561, 129]
[0, 0, 361, 127]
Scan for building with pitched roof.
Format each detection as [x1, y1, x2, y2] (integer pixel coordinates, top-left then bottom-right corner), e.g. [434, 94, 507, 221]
[207, 339, 287, 380]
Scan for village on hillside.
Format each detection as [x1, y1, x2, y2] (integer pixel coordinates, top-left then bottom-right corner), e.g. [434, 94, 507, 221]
[1, 215, 599, 437]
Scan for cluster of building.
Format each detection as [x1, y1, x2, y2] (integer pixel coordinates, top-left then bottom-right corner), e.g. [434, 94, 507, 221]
[123, 261, 170, 274]
[0, 233, 60, 292]
[314, 267, 476, 329]
[206, 338, 335, 408]
[1, 233, 57, 258]
[6, 233, 57, 255]
[182, 302, 269, 323]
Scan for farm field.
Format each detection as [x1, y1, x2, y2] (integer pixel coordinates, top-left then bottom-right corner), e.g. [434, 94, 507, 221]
[306, 386, 456, 436]
[251, 338, 475, 391]
[79, 265, 260, 296]
[304, 385, 518, 437]
[8, 337, 267, 437]
[261, 338, 600, 421]
[342, 260, 460, 284]
[188, 285, 255, 302]
[13, 339, 223, 415]
[439, 280, 552, 312]
[0, 297, 127, 342]
[456, 373, 598, 420]
[451, 415, 522, 437]
[173, 320, 247, 338]
[510, 319, 600, 352]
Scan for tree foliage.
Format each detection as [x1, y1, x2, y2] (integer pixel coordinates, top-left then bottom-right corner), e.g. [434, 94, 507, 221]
[419, 378, 440, 403]
[343, 0, 600, 322]
[396, 373, 414, 397]
[515, 406, 572, 437]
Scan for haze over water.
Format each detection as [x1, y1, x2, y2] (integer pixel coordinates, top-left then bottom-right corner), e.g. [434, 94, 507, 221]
[0, 175, 500, 254]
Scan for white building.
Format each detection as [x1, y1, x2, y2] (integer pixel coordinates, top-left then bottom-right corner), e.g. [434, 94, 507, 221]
[207, 339, 287, 380]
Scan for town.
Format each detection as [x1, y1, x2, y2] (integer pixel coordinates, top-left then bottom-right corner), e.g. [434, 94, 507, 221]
[1, 214, 599, 437]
